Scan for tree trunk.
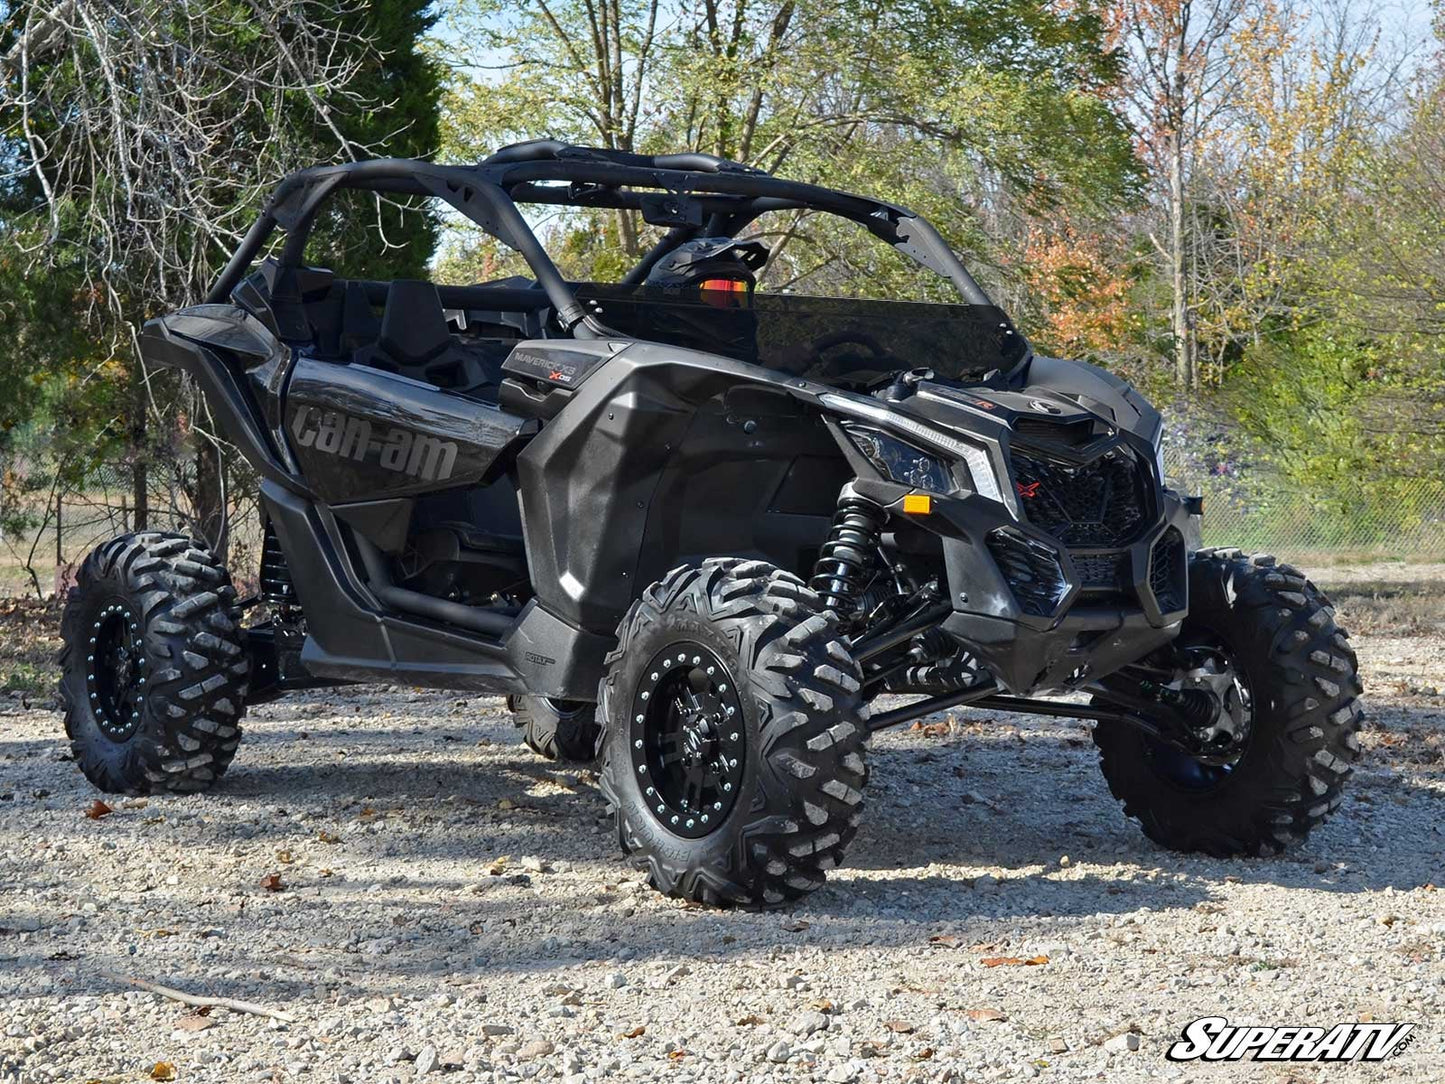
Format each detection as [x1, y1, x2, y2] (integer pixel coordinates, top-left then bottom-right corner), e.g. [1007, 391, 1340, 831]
[194, 438, 228, 563]
[129, 358, 149, 531]
[1168, 130, 1196, 389]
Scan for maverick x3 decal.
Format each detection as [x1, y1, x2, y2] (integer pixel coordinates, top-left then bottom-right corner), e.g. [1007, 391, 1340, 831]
[289, 406, 459, 483]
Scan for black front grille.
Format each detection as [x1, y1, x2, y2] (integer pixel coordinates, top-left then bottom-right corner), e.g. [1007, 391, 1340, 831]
[987, 527, 1069, 618]
[1071, 551, 1128, 590]
[1011, 447, 1151, 548]
[1150, 527, 1187, 612]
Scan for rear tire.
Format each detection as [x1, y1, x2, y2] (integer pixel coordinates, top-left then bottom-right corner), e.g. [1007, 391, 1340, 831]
[508, 694, 600, 763]
[59, 532, 249, 795]
[1093, 549, 1363, 856]
[599, 559, 868, 908]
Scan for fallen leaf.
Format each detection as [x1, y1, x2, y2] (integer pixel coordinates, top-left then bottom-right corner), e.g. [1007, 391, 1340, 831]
[174, 1012, 215, 1033]
[780, 918, 809, 932]
[980, 955, 1048, 968]
[884, 1020, 915, 1034]
[912, 1047, 935, 1061]
[965, 1008, 1008, 1022]
[259, 873, 284, 893]
[486, 856, 510, 876]
[810, 999, 835, 1013]
[619, 1026, 646, 1039]
[734, 1014, 765, 1026]
[497, 798, 516, 811]
[929, 934, 961, 948]
[317, 830, 341, 845]
[275, 850, 294, 865]
[85, 800, 114, 820]
[667, 1050, 687, 1061]
[148, 1063, 176, 1082]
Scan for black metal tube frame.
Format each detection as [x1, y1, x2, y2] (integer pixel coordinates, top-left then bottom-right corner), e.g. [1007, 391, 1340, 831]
[202, 143, 1003, 322]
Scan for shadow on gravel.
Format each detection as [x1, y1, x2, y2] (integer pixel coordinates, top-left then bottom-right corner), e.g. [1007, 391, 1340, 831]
[193, 708, 1445, 917]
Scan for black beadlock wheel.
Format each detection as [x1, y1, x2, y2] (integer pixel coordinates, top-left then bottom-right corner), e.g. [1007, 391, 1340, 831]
[1092, 549, 1364, 856]
[59, 532, 250, 795]
[508, 694, 601, 763]
[598, 558, 869, 908]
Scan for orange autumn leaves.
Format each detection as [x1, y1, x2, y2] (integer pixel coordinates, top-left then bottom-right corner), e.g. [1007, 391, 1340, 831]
[1022, 224, 1133, 361]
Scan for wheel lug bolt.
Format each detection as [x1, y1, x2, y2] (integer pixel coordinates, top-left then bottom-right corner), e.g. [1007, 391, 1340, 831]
[650, 672, 658, 681]
[635, 714, 643, 723]
[701, 815, 709, 823]
[691, 656, 700, 665]
[637, 764, 646, 774]
[640, 691, 649, 701]
[685, 819, 694, 828]
[730, 732, 739, 741]
[706, 667, 715, 676]
[722, 782, 732, 792]
[634, 739, 643, 749]
[718, 683, 728, 692]
[645, 786, 654, 796]
[670, 816, 679, 825]
[713, 802, 722, 810]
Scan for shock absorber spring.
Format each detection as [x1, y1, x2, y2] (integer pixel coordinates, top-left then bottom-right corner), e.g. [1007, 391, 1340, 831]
[811, 490, 888, 613]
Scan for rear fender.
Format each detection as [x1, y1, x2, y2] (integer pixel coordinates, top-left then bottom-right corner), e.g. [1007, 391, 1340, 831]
[140, 305, 301, 487]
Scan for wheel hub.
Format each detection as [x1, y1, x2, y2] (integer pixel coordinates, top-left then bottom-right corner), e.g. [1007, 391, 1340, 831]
[1176, 648, 1253, 764]
[630, 641, 746, 839]
[1144, 639, 1255, 788]
[86, 602, 146, 742]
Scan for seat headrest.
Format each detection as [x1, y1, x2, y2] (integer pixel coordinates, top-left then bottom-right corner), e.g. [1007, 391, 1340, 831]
[379, 280, 452, 365]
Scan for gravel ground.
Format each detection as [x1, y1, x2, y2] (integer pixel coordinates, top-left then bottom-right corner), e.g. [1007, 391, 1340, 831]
[1, 568, 1442, 1084]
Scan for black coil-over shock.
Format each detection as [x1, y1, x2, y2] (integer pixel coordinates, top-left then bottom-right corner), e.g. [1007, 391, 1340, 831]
[811, 487, 888, 614]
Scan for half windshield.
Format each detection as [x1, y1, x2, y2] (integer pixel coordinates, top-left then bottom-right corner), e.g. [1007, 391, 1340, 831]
[575, 284, 1027, 391]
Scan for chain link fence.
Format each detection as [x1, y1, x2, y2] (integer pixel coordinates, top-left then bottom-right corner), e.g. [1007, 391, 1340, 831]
[1162, 445, 1445, 562]
[4, 445, 1441, 599]
[0, 464, 265, 598]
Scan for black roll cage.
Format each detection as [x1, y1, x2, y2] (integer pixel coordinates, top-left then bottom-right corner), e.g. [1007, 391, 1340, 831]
[206, 138, 1000, 338]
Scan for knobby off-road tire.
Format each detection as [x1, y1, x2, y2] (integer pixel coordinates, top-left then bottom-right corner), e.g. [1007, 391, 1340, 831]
[599, 559, 869, 907]
[1093, 549, 1364, 856]
[59, 532, 250, 795]
[507, 694, 601, 763]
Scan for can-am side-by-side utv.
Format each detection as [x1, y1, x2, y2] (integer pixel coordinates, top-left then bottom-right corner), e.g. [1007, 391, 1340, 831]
[60, 141, 1363, 906]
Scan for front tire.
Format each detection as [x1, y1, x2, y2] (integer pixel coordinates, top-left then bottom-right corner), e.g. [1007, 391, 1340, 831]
[59, 532, 250, 795]
[1093, 549, 1363, 856]
[599, 559, 868, 907]
[508, 694, 600, 763]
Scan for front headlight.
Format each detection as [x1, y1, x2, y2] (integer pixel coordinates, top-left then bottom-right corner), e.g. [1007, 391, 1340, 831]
[822, 391, 1005, 504]
[844, 425, 953, 493]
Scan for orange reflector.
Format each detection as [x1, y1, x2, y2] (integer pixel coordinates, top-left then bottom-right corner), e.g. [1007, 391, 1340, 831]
[902, 493, 933, 515]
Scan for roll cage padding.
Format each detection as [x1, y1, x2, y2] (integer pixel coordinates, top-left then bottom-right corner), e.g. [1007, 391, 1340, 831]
[205, 141, 1003, 330]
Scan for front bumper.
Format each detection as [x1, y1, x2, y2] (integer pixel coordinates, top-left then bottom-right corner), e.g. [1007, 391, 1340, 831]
[856, 479, 1191, 695]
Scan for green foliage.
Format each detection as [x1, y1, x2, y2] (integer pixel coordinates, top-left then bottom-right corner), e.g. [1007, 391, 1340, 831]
[437, 0, 1140, 289]
[308, 0, 445, 278]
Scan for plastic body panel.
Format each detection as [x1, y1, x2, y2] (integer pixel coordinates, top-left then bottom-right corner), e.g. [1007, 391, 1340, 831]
[283, 359, 532, 503]
[514, 341, 852, 635]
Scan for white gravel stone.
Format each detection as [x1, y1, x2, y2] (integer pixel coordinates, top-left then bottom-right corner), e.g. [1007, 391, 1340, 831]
[0, 596, 1436, 1084]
